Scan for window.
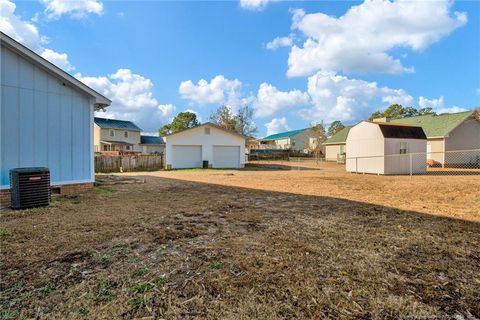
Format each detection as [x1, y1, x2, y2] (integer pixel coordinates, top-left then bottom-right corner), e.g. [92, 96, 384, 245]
[291, 139, 296, 146]
[124, 131, 128, 138]
[109, 130, 114, 137]
[205, 127, 210, 135]
[126, 145, 130, 150]
[340, 145, 345, 154]
[399, 142, 408, 154]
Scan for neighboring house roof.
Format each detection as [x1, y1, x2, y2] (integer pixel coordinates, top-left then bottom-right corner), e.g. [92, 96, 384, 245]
[323, 126, 352, 145]
[0, 32, 111, 109]
[165, 122, 247, 139]
[262, 129, 306, 141]
[390, 110, 475, 138]
[376, 123, 427, 139]
[140, 135, 165, 145]
[94, 117, 142, 131]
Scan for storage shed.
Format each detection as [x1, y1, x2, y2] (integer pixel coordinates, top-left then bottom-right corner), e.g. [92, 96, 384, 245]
[0, 32, 111, 192]
[345, 121, 427, 175]
[164, 123, 246, 169]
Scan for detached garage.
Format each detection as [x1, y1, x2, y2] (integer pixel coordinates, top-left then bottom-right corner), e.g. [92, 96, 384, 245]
[164, 123, 246, 169]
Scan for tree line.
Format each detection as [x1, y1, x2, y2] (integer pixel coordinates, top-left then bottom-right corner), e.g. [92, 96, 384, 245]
[158, 104, 436, 138]
[159, 105, 257, 137]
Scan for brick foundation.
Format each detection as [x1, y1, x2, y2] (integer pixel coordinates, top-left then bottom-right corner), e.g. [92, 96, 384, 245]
[0, 182, 94, 208]
[58, 182, 94, 195]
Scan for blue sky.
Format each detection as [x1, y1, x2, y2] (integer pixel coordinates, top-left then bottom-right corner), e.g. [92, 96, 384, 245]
[3, 0, 480, 136]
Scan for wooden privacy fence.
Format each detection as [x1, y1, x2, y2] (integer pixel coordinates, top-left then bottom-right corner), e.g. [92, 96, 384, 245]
[95, 155, 164, 173]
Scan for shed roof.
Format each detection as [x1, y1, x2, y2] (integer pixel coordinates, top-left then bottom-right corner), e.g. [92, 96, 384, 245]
[390, 110, 475, 138]
[94, 117, 142, 131]
[1, 32, 111, 109]
[262, 128, 306, 141]
[323, 126, 353, 145]
[140, 135, 165, 145]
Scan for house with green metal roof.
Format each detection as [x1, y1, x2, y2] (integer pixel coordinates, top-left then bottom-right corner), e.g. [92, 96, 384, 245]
[391, 110, 479, 165]
[323, 126, 353, 161]
[259, 128, 316, 152]
[94, 117, 143, 154]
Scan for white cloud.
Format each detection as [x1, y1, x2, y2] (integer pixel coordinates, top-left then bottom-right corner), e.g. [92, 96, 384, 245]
[419, 96, 468, 114]
[254, 82, 310, 117]
[0, 0, 75, 71]
[265, 117, 290, 136]
[40, 48, 74, 71]
[436, 106, 467, 114]
[240, 0, 270, 11]
[266, 35, 293, 50]
[41, 0, 103, 19]
[304, 71, 414, 123]
[287, 1, 467, 77]
[77, 69, 175, 131]
[179, 75, 250, 108]
[418, 96, 445, 109]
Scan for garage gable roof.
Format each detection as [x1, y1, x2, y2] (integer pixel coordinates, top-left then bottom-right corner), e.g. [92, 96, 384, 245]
[1, 32, 111, 109]
[165, 122, 247, 139]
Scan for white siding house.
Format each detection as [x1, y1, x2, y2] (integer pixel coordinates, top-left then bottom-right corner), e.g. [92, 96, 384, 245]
[164, 123, 246, 169]
[346, 121, 427, 175]
[0, 32, 111, 190]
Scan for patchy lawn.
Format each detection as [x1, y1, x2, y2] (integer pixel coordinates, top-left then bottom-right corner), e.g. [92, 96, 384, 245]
[1, 163, 479, 319]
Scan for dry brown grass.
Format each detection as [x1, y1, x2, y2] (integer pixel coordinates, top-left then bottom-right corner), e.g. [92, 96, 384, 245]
[1, 162, 479, 319]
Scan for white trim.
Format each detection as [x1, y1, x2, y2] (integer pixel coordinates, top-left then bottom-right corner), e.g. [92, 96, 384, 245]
[1, 32, 111, 108]
[90, 102, 95, 183]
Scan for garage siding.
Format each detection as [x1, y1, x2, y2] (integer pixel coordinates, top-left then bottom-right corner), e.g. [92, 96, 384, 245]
[165, 125, 245, 169]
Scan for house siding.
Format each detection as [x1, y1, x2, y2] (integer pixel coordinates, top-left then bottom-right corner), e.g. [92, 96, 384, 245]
[325, 144, 344, 161]
[1, 45, 93, 188]
[444, 118, 480, 165]
[96, 127, 142, 152]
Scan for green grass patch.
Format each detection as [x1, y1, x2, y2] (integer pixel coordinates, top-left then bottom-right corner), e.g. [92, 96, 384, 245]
[154, 274, 167, 285]
[94, 279, 117, 304]
[0, 227, 10, 238]
[130, 282, 155, 293]
[211, 261, 223, 270]
[133, 267, 149, 277]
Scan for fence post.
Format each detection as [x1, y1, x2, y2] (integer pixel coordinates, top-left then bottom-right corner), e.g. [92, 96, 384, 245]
[355, 157, 358, 173]
[409, 152, 413, 178]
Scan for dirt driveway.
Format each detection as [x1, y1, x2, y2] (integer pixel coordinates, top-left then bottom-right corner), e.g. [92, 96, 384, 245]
[1, 163, 479, 319]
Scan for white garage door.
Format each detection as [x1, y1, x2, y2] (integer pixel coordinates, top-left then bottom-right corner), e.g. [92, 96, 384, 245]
[213, 146, 240, 168]
[172, 145, 202, 168]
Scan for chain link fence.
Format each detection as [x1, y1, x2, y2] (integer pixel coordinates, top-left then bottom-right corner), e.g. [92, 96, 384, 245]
[346, 149, 480, 176]
[246, 149, 480, 176]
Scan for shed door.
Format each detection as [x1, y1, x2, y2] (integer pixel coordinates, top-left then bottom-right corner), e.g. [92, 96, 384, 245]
[172, 145, 202, 168]
[213, 146, 240, 168]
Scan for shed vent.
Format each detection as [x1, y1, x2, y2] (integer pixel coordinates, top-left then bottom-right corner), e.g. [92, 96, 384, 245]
[10, 167, 51, 209]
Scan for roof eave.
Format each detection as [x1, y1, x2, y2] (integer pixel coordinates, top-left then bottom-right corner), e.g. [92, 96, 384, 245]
[1, 32, 112, 107]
